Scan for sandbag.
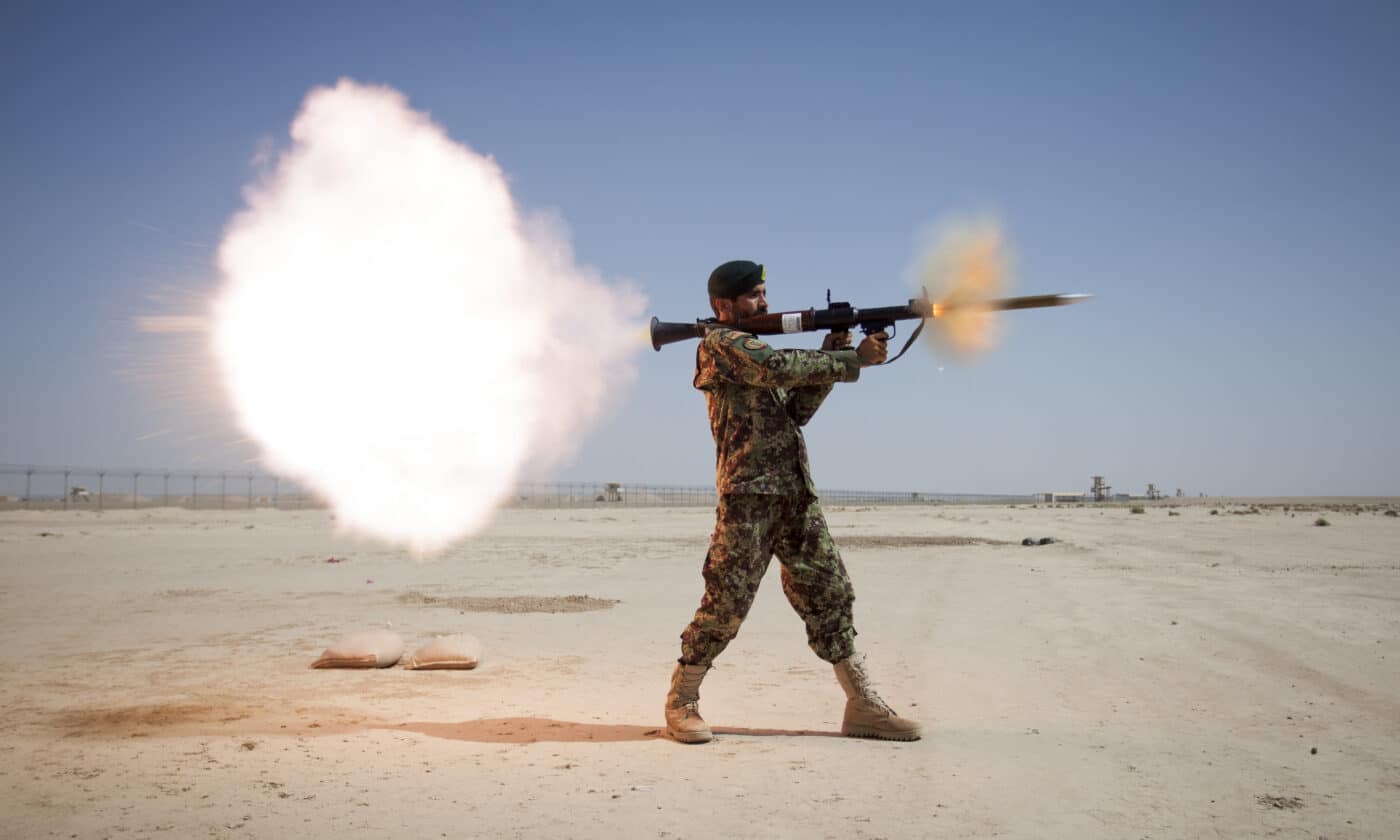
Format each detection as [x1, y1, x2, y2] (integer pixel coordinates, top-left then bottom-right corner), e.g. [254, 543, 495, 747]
[310, 629, 404, 669]
[403, 633, 481, 670]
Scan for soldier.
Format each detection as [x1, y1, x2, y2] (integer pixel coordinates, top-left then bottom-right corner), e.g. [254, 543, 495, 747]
[665, 259, 922, 744]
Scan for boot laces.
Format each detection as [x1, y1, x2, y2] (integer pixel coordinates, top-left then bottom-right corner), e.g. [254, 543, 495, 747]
[851, 661, 895, 715]
[859, 679, 894, 715]
[864, 693, 895, 716]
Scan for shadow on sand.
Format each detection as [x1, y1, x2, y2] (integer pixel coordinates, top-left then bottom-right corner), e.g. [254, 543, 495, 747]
[48, 704, 842, 744]
[391, 717, 841, 744]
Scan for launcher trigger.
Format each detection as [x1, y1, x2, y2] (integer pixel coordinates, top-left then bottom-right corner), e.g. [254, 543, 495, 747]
[861, 321, 895, 341]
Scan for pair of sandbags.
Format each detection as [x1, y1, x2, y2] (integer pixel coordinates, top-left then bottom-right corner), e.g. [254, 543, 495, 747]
[310, 629, 480, 670]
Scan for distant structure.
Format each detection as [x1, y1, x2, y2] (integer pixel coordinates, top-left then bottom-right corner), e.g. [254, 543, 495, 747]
[1021, 477, 1188, 504]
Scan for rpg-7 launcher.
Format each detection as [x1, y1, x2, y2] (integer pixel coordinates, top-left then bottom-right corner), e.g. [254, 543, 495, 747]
[650, 291, 1090, 363]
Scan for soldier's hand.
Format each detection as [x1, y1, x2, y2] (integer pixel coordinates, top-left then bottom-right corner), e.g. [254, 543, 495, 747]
[857, 332, 889, 366]
[822, 330, 852, 351]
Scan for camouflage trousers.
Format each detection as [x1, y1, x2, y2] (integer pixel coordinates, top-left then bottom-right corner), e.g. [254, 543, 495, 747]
[679, 492, 856, 666]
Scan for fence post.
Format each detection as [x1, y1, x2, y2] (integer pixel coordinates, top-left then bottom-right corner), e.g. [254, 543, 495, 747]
[97, 471, 105, 511]
[132, 472, 140, 509]
[246, 473, 254, 509]
[63, 469, 70, 510]
[192, 472, 199, 510]
[24, 466, 33, 509]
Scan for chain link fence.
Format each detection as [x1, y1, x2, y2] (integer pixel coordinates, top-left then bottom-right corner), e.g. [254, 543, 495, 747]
[0, 464, 1029, 511]
[0, 464, 317, 511]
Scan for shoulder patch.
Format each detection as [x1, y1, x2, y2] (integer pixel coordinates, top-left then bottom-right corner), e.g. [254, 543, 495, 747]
[742, 337, 767, 351]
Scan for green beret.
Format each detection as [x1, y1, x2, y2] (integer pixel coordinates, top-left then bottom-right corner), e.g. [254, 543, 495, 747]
[707, 260, 765, 298]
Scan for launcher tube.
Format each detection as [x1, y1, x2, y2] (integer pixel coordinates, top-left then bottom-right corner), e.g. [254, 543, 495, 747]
[649, 293, 1087, 350]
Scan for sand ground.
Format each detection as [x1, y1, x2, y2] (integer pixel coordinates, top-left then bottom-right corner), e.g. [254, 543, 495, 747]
[1, 501, 1397, 839]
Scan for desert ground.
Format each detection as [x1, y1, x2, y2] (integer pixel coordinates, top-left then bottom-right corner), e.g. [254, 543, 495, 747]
[1, 500, 1397, 839]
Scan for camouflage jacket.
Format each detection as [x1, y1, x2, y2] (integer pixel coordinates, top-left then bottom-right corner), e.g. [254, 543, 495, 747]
[693, 328, 861, 495]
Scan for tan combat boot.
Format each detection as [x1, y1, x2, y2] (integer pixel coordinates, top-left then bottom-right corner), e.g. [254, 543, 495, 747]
[665, 663, 713, 744]
[833, 653, 923, 741]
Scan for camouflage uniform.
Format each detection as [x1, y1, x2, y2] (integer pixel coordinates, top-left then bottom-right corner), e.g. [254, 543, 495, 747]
[679, 328, 863, 666]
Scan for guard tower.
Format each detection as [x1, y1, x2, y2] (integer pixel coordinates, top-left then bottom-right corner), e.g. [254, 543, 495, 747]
[1147, 483, 1161, 500]
[1090, 475, 1110, 502]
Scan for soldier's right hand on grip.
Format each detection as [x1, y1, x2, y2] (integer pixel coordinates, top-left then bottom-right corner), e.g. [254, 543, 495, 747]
[857, 332, 889, 367]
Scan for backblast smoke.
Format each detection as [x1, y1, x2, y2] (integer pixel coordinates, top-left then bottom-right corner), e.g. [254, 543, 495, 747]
[211, 80, 644, 552]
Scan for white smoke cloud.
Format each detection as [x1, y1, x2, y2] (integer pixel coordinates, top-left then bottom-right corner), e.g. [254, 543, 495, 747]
[211, 79, 645, 551]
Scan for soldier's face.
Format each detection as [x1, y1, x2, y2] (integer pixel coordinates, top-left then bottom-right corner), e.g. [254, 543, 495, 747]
[724, 284, 767, 322]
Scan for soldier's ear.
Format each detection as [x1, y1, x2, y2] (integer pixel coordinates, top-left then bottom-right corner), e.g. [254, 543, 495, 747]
[710, 296, 730, 319]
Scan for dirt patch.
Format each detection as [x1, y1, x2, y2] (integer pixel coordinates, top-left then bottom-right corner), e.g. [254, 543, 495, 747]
[1256, 794, 1304, 810]
[839, 535, 1012, 549]
[156, 587, 224, 598]
[49, 701, 383, 740]
[399, 592, 619, 613]
[53, 702, 253, 737]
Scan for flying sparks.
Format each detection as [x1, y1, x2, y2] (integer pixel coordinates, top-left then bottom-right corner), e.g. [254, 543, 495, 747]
[211, 79, 644, 552]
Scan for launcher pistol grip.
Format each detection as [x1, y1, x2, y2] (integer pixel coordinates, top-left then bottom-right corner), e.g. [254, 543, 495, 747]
[861, 319, 896, 340]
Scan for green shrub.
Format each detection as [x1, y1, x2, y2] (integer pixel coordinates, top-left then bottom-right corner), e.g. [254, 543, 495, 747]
[1130, 505, 1146, 514]
[1314, 517, 1330, 527]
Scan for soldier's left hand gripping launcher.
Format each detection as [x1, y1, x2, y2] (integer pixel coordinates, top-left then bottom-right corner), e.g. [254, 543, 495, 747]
[650, 291, 1090, 364]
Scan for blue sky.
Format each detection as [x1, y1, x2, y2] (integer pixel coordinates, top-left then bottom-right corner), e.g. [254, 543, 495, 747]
[3, 1, 1398, 495]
